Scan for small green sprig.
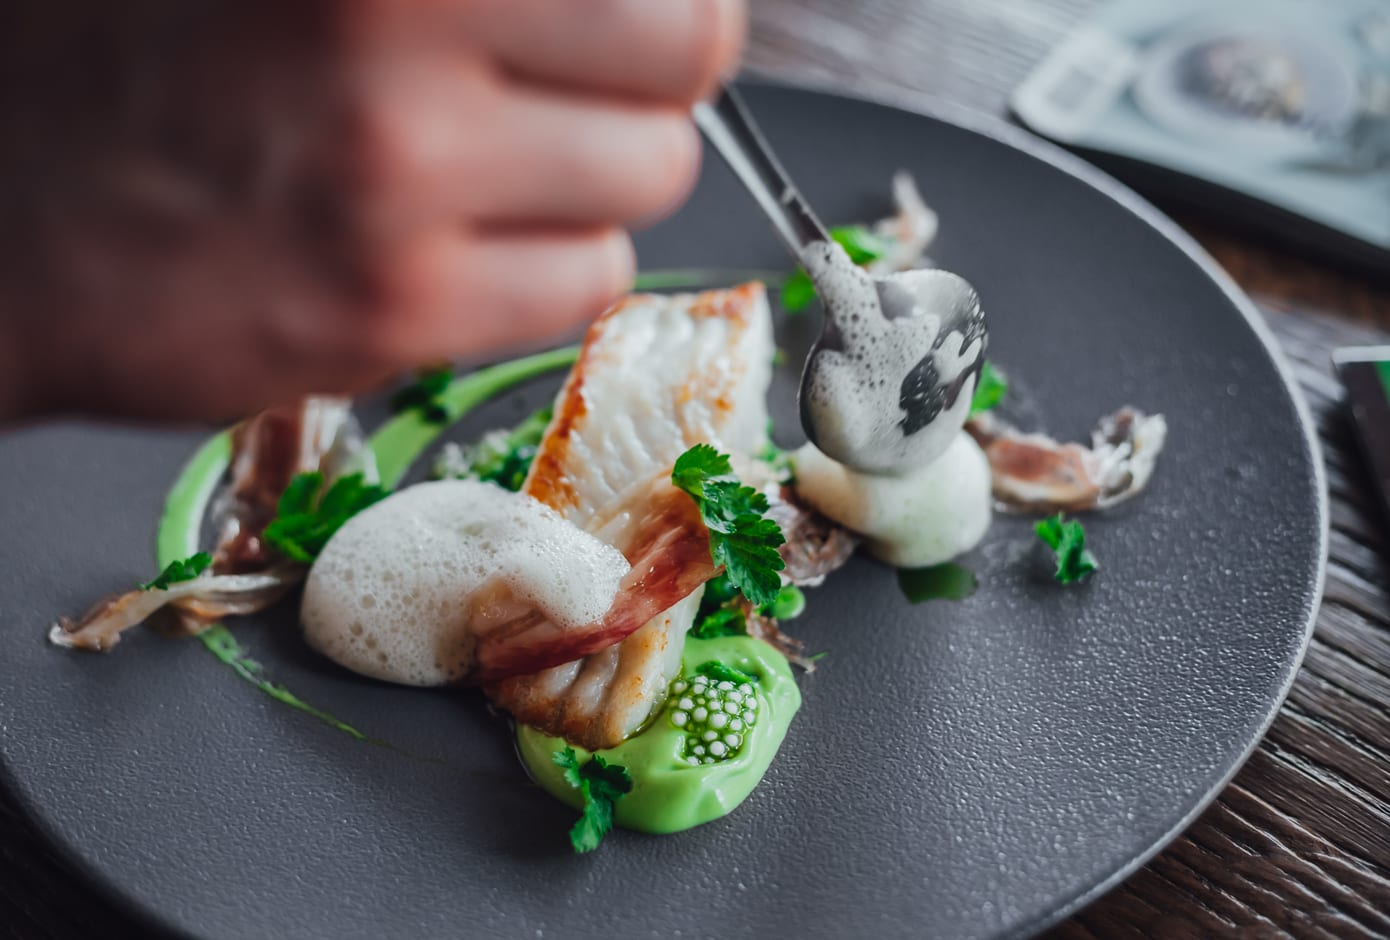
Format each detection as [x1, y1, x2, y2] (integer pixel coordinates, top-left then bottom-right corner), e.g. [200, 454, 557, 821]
[1035, 514, 1098, 584]
[553, 747, 633, 853]
[970, 361, 1007, 417]
[434, 406, 554, 492]
[671, 445, 786, 609]
[141, 552, 212, 591]
[263, 472, 390, 563]
[780, 225, 893, 313]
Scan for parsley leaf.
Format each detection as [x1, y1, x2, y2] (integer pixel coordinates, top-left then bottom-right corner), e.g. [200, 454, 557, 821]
[695, 660, 756, 686]
[141, 552, 213, 591]
[1034, 514, 1098, 584]
[390, 366, 454, 424]
[671, 442, 730, 493]
[970, 361, 1007, 417]
[553, 747, 633, 853]
[691, 606, 746, 640]
[690, 574, 746, 638]
[671, 445, 786, 608]
[262, 472, 390, 563]
[780, 225, 893, 313]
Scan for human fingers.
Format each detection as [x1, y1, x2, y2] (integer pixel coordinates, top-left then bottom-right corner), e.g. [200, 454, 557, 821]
[357, 225, 634, 363]
[466, 0, 745, 104]
[342, 70, 701, 232]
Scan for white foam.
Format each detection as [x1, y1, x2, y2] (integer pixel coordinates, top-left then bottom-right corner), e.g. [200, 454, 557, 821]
[792, 432, 992, 568]
[300, 480, 630, 686]
[800, 241, 983, 475]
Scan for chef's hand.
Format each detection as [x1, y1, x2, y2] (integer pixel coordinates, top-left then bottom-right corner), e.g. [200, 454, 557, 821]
[0, 0, 744, 422]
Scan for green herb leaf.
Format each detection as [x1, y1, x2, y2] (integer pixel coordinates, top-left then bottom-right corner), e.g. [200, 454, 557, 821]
[695, 660, 756, 686]
[691, 606, 747, 640]
[437, 406, 552, 491]
[832, 225, 894, 265]
[553, 747, 633, 853]
[671, 443, 732, 494]
[276, 472, 322, 517]
[970, 361, 1007, 417]
[141, 552, 213, 591]
[1034, 514, 1098, 584]
[778, 225, 893, 313]
[262, 472, 390, 563]
[896, 562, 977, 603]
[671, 444, 786, 608]
[701, 572, 739, 608]
[779, 271, 817, 313]
[709, 513, 786, 609]
[390, 366, 454, 424]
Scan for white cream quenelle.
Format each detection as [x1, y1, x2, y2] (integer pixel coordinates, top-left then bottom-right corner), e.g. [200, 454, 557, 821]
[792, 432, 992, 568]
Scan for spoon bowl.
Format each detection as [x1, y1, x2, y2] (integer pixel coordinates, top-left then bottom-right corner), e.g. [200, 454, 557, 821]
[694, 88, 988, 475]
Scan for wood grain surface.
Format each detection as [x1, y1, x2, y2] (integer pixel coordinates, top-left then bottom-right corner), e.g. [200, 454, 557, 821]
[3, 1, 1389, 937]
[746, 1, 1390, 936]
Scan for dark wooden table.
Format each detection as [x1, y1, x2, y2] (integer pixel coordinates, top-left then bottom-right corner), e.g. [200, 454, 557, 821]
[749, 1, 1390, 937]
[4, 2, 1389, 937]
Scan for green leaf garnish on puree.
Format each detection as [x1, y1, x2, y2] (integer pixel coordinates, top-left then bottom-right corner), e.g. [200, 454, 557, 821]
[671, 444, 786, 608]
[141, 552, 213, 591]
[1035, 514, 1098, 584]
[553, 747, 633, 853]
[263, 471, 390, 563]
[695, 660, 756, 686]
[970, 361, 1007, 417]
[780, 225, 893, 313]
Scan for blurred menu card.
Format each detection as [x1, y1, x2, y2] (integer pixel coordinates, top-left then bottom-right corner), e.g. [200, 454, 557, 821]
[1012, 0, 1390, 273]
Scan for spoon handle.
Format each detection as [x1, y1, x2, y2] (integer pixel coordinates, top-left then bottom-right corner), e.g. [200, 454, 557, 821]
[693, 87, 831, 259]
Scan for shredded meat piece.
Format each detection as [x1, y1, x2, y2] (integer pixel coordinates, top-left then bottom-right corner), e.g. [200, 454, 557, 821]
[868, 171, 939, 274]
[49, 396, 368, 651]
[768, 486, 858, 587]
[966, 407, 1167, 513]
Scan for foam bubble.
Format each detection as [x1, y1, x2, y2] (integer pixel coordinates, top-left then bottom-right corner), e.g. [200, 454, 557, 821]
[300, 480, 630, 686]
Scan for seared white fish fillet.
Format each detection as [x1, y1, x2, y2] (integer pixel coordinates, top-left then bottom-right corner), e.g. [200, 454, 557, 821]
[489, 282, 774, 750]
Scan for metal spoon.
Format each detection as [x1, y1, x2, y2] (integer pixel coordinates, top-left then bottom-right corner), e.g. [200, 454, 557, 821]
[693, 87, 987, 476]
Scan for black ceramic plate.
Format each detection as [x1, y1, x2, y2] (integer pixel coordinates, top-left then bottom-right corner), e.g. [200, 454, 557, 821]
[0, 83, 1325, 939]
